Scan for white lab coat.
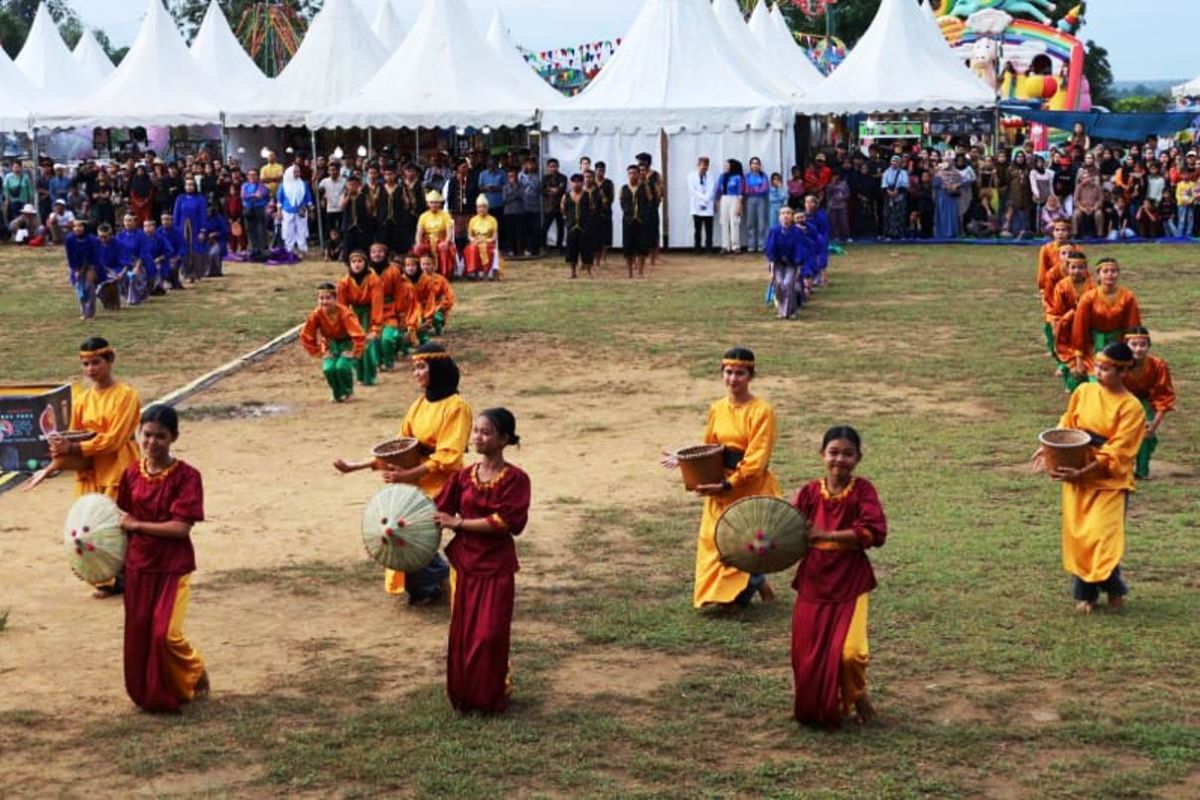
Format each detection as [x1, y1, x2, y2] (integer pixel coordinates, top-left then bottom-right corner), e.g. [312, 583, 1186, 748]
[688, 170, 718, 217]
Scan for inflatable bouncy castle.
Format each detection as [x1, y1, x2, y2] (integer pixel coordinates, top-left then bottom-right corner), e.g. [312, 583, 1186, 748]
[936, 0, 1091, 112]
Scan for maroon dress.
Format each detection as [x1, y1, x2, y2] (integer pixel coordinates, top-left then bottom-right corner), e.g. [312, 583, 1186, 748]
[436, 463, 531, 713]
[790, 477, 887, 727]
[118, 459, 205, 712]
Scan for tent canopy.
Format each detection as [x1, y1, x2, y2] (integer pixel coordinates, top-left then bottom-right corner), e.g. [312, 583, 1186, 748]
[16, 3, 96, 95]
[751, 1, 823, 90]
[0, 48, 38, 130]
[72, 29, 115, 81]
[711, 0, 806, 101]
[307, 0, 543, 130]
[796, 0, 995, 114]
[371, 0, 408, 49]
[227, 0, 387, 128]
[485, 7, 562, 107]
[34, 0, 225, 129]
[541, 0, 789, 134]
[1173, 74, 1200, 99]
[191, 1, 272, 104]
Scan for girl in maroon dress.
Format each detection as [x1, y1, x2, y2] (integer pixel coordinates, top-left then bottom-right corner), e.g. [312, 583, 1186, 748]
[117, 405, 208, 712]
[790, 426, 888, 728]
[434, 408, 531, 714]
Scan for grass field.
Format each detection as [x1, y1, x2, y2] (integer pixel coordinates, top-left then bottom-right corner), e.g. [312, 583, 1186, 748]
[1, 242, 1198, 798]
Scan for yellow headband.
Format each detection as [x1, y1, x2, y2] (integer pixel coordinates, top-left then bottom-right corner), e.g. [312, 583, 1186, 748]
[721, 358, 755, 368]
[79, 347, 114, 359]
[1096, 352, 1132, 367]
[1123, 334, 1150, 343]
[411, 352, 451, 361]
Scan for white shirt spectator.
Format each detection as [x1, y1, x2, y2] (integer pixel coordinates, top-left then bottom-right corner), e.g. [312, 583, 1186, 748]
[318, 174, 347, 213]
[688, 167, 718, 217]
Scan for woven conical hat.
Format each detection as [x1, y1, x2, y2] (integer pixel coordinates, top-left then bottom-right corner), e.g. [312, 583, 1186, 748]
[63, 493, 126, 584]
[715, 496, 809, 574]
[361, 485, 441, 572]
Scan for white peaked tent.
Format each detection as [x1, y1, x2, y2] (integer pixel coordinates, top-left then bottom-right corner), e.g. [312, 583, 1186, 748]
[1174, 75, 1200, 98]
[0, 48, 39, 130]
[797, 0, 995, 114]
[750, 2, 823, 90]
[307, 0, 543, 130]
[542, 0, 793, 249]
[227, 0, 386, 127]
[16, 4, 97, 95]
[711, 0, 805, 102]
[485, 8, 562, 106]
[72, 29, 115, 81]
[191, 2, 271, 103]
[35, 0, 224, 129]
[370, 0, 407, 49]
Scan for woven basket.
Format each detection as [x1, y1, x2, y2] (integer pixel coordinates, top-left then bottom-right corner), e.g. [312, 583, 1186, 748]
[715, 496, 810, 574]
[1039, 428, 1093, 473]
[676, 444, 725, 490]
[371, 437, 423, 469]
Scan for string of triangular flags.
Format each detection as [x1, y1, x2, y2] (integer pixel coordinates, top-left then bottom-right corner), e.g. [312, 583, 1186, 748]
[520, 38, 621, 82]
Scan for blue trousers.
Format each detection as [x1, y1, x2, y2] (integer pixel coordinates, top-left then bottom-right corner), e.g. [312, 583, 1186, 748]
[1073, 565, 1127, 603]
[406, 553, 450, 602]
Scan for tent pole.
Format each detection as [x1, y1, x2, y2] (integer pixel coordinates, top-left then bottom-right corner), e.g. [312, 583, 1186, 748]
[368, 127, 373, 158]
[220, 114, 229, 162]
[312, 128, 324, 251]
[415, 127, 420, 164]
[29, 123, 39, 222]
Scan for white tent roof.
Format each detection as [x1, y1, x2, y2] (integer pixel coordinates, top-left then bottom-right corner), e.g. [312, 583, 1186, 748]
[16, 4, 96, 95]
[751, 2, 823, 90]
[228, 0, 387, 127]
[0, 48, 37, 130]
[307, 0, 543, 130]
[485, 7, 562, 106]
[797, 0, 994, 114]
[1172, 74, 1200, 98]
[370, 0, 407, 49]
[711, 0, 805, 101]
[72, 29, 114, 81]
[542, 0, 789, 134]
[35, 0, 224, 129]
[190, 2, 271, 104]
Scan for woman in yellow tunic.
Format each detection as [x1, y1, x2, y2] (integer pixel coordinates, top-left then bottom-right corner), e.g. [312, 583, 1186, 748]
[664, 347, 780, 609]
[415, 191, 457, 279]
[335, 343, 472, 603]
[462, 195, 501, 280]
[25, 336, 141, 597]
[1037, 342, 1144, 614]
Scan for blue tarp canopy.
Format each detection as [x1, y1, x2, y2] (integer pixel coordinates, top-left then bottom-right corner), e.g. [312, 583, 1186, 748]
[1000, 104, 1199, 141]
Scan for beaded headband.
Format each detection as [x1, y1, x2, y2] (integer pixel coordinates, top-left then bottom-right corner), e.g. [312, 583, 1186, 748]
[79, 347, 114, 359]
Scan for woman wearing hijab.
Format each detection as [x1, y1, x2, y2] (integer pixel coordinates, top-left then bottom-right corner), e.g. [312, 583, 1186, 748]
[932, 157, 963, 239]
[277, 165, 314, 255]
[129, 165, 154, 225]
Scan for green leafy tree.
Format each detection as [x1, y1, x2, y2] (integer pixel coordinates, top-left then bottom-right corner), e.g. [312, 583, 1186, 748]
[165, 0, 324, 43]
[0, 0, 120, 60]
[1112, 95, 1169, 113]
[1082, 39, 1114, 108]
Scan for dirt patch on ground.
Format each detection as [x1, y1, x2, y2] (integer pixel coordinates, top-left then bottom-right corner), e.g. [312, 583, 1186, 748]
[549, 648, 690, 701]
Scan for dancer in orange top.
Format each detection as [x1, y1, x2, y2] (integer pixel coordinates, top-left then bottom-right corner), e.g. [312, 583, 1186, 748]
[300, 282, 366, 402]
[1036, 220, 1072, 354]
[1069, 258, 1141, 380]
[1047, 251, 1094, 392]
[337, 251, 383, 387]
[421, 252, 456, 335]
[1122, 327, 1176, 480]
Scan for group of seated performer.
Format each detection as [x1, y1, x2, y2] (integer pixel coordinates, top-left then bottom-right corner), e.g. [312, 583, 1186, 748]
[764, 194, 831, 320]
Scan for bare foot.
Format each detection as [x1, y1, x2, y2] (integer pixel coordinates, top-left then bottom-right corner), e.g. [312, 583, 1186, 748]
[194, 671, 210, 699]
[758, 581, 776, 603]
[1074, 600, 1094, 614]
[92, 586, 119, 600]
[854, 694, 877, 725]
[1107, 594, 1125, 611]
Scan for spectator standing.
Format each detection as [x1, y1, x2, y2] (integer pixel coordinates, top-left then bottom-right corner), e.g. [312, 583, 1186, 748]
[318, 163, 347, 242]
[541, 158, 567, 253]
[742, 157, 770, 253]
[687, 156, 718, 254]
[260, 151, 284, 199]
[880, 155, 909, 240]
[716, 159, 744, 255]
[519, 159, 541, 257]
[241, 168, 270, 258]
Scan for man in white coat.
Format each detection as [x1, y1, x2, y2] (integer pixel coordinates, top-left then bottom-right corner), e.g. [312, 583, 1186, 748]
[688, 157, 718, 254]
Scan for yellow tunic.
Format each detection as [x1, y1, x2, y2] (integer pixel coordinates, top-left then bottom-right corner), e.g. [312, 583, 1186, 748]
[1057, 383, 1144, 583]
[468, 213, 500, 272]
[260, 162, 284, 196]
[383, 393, 473, 595]
[70, 381, 141, 498]
[417, 210, 454, 247]
[693, 396, 780, 607]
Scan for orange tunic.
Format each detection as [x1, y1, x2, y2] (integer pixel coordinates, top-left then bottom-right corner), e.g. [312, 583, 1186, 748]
[408, 272, 434, 321]
[70, 381, 141, 498]
[1036, 241, 1066, 306]
[1071, 287, 1141, 360]
[377, 265, 421, 332]
[423, 272, 455, 321]
[300, 303, 366, 358]
[1048, 275, 1094, 364]
[1123, 356, 1176, 413]
[337, 273, 384, 336]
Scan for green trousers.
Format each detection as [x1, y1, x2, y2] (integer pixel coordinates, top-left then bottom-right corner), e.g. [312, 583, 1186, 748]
[1135, 399, 1157, 479]
[377, 324, 407, 369]
[1043, 322, 1056, 358]
[323, 339, 357, 401]
[351, 305, 379, 385]
[432, 309, 446, 335]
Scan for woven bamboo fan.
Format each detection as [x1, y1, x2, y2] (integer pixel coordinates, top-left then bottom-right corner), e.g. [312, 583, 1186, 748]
[63, 493, 126, 584]
[715, 496, 810, 574]
[361, 485, 441, 572]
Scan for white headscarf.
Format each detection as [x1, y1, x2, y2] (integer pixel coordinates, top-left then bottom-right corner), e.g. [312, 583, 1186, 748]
[282, 166, 307, 208]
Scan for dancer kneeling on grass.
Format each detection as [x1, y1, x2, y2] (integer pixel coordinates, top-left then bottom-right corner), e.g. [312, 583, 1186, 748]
[337, 251, 383, 388]
[434, 408, 531, 714]
[1122, 327, 1175, 480]
[790, 426, 887, 728]
[335, 344, 472, 605]
[1034, 342, 1144, 614]
[662, 347, 779, 609]
[118, 404, 209, 712]
[300, 282, 367, 403]
[766, 206, 805, 320]
[421, 253, 456, 336]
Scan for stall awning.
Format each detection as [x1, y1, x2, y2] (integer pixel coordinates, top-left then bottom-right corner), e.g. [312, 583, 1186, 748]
[1001, 105, 1200, 141]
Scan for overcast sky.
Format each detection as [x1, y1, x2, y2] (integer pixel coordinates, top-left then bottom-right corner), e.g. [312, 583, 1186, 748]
[69, 0, 1196, 82]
